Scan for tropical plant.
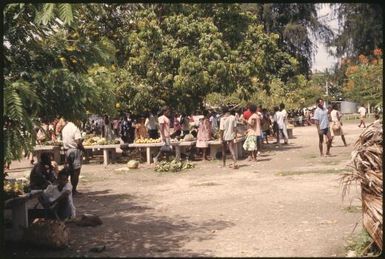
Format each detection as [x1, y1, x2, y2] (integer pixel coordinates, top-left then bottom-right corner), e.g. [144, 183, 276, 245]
[3, 80, 41, 165]
[343, 50, 383, 107]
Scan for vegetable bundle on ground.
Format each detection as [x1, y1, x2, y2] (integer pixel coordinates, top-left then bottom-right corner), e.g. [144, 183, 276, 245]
[341, 119, 383, 251]
[154, 160, 194, 172]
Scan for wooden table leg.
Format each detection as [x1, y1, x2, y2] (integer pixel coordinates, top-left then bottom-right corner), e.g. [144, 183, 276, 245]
[175, 146, 181, 161]
[103, 149, 109, 166]
[11, 202, 28, 240]
[146, 147, 151, 164]
[53, 147, 61, 164]
[210, 146, 217, 160]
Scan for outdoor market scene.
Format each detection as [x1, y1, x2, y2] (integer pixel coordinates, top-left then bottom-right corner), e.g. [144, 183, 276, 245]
[3, 3, 383, 257]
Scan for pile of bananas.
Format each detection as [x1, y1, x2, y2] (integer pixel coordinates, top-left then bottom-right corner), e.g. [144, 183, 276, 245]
[4, 179, 29, 200]
[154, 160, 194, 172]
[135, 138, 161, 144]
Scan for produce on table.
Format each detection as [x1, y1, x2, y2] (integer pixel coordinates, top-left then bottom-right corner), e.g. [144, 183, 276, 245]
[134, 138, 161, 144]
[154, 160, 195, 172]
[96, 137, 108, 145]
[183, 134, 195, 142]
[83, 136, 120, 146]
[4, 178, 30, 200]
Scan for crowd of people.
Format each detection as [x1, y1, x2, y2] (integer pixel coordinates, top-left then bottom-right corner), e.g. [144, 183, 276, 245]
[24, 97, 382, 223]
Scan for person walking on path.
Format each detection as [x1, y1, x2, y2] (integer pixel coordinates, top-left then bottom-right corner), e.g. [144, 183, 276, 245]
[279, 103, 289, 144]
[243, 104, 260, 161]
[328, 104, 347, 147]
[358, 104, 367, 128]
[314, 98, 332, 157]
[61, 118, 85, 195]
[219, 106, 238, 169]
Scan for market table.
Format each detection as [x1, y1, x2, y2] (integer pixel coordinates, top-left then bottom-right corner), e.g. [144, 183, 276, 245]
[129, 141, 197, 164]
[4, 190, 43, 241]
[208, 136, 246, 160]
[33, 145, 61, 164]
[83, 144, 121, 166]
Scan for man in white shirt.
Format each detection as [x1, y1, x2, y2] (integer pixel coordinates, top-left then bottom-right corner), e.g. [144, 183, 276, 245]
[273, 106, 288, 145]
[279, 103, 289, 144]
[313, 98, 332, 156]
[61, 119, 84, 195]
[219, 106, 238, 168]
[358, 104, 367, 128]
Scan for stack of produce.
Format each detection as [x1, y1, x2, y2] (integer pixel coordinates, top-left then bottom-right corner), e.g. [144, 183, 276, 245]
[3, 178, 30, 200]
[134, 138, 161, 144]
[341, 119, 383, 251]
[154, 160, 194, 172]
[83, 136, 119, 146]
[183, 134, 195, 142]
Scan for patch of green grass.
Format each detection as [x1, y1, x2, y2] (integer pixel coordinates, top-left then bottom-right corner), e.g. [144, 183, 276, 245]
[343, 205, 362, 213]
[345, 230, 377, 256]
[276, 168, 352, 176]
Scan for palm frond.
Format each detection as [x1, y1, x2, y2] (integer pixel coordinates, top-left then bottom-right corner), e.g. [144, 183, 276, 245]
[4, 88, 24, 121]
[35, 3, 55, 25]
[58, 3, 73, 25]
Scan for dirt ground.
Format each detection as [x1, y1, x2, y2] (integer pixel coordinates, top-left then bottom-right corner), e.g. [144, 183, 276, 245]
[5, 121, 369, 257]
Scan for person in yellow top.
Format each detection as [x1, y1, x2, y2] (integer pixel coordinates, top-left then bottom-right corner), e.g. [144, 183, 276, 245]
[134, 116, 148, 140]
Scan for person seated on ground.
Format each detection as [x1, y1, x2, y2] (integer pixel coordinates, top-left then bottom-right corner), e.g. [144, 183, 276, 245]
[40, 167, 76, 220]
[29, 152, 57, 190]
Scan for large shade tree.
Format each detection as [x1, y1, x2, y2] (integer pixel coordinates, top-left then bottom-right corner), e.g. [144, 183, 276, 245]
[328, 3, 383, 58]
[242, 3, 333, 76]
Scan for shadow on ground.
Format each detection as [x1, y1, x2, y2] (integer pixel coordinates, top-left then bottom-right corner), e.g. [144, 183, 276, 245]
[5, 189, 234, 257]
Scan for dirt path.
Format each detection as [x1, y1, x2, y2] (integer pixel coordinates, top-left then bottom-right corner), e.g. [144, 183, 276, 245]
[5, 122, 366, 257]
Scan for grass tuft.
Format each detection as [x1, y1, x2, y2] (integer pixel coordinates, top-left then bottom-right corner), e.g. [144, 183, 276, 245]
[276, 168, 352, 176]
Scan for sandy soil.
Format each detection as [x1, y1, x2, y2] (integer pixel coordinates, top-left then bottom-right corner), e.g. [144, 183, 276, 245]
[5, 122, 367, 257]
